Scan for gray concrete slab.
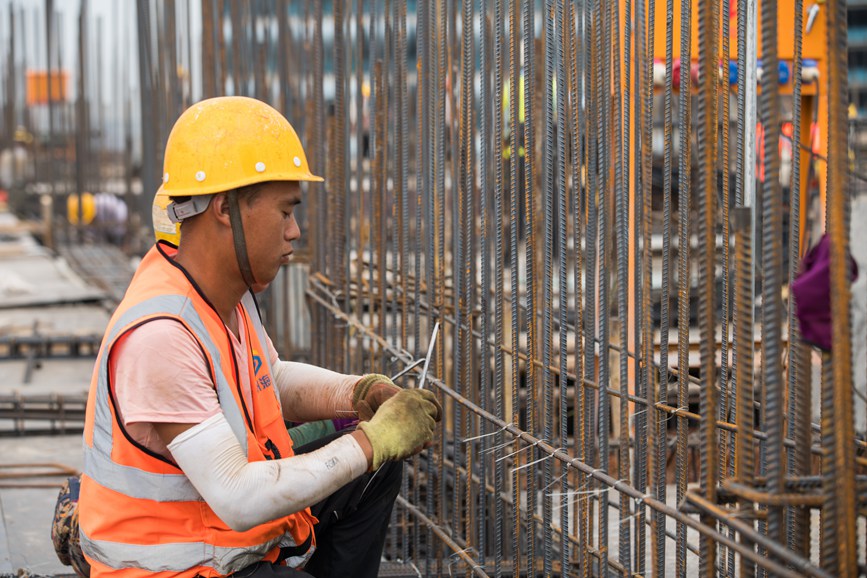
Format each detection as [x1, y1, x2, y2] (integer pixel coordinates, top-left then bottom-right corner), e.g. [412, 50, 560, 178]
[0, 359, 94, 397]
[0, 435, 83, 576]
[0, 306, 109, 340]
[0, 213, 106, 310]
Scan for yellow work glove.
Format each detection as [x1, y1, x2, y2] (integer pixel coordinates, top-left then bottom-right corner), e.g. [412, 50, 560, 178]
[352, 373, 402, 421]
[357, 388, 442, 470]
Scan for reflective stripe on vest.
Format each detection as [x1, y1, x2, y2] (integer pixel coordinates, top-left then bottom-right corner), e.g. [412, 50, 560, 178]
[82, 444, 200, 501]
[80, 529, 284, 575]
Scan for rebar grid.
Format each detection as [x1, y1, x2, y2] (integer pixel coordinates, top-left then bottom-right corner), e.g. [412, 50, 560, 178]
[292, 1, 859, 574]
[3, 0, 859, 576]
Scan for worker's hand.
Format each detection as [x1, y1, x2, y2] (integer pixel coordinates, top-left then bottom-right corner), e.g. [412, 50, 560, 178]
[357, 389, 442, 470]
[351, 373, 402, 421]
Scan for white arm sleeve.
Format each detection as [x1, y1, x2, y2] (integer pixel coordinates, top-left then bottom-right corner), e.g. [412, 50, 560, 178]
[167, 413, 368, 532]
[271, 361, 359, 421]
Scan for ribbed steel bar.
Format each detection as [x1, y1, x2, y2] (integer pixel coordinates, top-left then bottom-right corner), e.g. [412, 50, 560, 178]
[336, 0, 351, 374]
[598, 0, 612, 570]
[374, 52, 386, 372]
[394, 0, 411, 560]
[541, 0, 556, 572]
[675, 0, 692, 568]
[733, 205, 757, 578]
[718, 0, 734, 569]
[825, 0, 858, 574]
[419, 0, 438, 573]
[435, 1, 447, 574]
[567, 1, 588, 574]
[757, 0, 787, 558]
[383, 0, 394, 378]
[630, 0, 649, 570]
[585, 0, 601, 571]
[409, 0, 423, 559]
[654, 0, 675, 568]
[478, 0, 491, 570]
[786, 0, 813, 562]
[508, 0, 521, 573]
[555, 0, 570, 574]
[639, 0, 655, 570]
[458, 0, 474, 566]
[610, 0, 631, 567]
[697, 0, 720, 570]
[491, 0, 506, 574]
[521, 0, 538, 572]
[352, 0, 366, 375]
[311, 0, 327, 365]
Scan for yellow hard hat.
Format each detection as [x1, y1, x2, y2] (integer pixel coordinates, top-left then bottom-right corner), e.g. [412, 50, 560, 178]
[160, 96, 323, 200]
[67, 193, 96, 225]
[152, 189, 180, 245]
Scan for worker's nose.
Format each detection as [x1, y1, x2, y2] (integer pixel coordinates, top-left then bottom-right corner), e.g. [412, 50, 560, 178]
[286, 214, 301, 242]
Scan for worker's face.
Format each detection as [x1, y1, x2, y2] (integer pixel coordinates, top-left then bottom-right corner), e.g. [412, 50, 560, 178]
[241, 181, 302, 289]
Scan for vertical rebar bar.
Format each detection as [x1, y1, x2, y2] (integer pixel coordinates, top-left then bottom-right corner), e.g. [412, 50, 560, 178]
[541, 0, 556, 573]
[675, 0, 693, 568]
[759, 0, 786, 554]
[697, 0, 719, 571]
[613, 0, 632, 566]
[824, 0, 858, 574]
[508, 0, 522, 573]
[555, 0, 570, 574]
[786, 0, 812, 561]
[640, 0, 655, 572]
[492, 0, 506, 574]
[656, 0, 675, 566]
[522, 0, 538, 570]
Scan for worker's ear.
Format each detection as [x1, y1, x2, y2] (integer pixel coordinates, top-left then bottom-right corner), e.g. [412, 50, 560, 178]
[210, 193, 232, 228]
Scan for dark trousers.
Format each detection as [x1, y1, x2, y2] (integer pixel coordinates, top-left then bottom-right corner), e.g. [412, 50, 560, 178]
[230, 430, 402, 578]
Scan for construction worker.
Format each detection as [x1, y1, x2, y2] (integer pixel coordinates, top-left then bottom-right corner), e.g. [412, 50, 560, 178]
[152, 188, 359, 447]
[77, 96, 441, 578]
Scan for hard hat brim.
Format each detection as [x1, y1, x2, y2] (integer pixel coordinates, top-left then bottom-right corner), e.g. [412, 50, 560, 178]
[159, 171, 324, 198]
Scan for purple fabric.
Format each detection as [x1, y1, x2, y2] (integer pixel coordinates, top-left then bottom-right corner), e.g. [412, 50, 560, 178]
[791, 234, 859, 351]
[332, 417, 359, 431]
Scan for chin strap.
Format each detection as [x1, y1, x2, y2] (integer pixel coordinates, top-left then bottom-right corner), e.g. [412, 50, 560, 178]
[227, 190, 257, 288]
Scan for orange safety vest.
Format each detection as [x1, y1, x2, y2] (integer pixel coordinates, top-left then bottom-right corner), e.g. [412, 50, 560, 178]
[79, 241, 316, 577]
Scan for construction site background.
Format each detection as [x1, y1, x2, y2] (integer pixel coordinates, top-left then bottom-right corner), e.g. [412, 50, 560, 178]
[1, 0, 866, 576]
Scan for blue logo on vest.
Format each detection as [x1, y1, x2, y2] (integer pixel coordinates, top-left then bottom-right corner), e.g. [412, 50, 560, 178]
[252, 350, 271, 391]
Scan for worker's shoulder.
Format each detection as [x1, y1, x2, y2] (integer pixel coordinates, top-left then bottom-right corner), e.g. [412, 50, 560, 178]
[116, 317, 201, 355]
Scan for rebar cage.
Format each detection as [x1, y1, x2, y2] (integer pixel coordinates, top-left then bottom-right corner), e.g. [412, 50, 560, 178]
[291, 0, 860, 575]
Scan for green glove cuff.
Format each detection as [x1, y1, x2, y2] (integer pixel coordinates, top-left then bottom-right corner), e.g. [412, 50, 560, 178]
[287, 419, 337, 448]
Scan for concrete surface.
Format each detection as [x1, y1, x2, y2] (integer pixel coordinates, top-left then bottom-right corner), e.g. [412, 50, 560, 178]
[0, 435, 83, 576]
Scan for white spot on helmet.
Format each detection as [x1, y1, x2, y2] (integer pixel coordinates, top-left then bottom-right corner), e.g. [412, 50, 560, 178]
[255, 162, 266, 173]
[195, 171, 206, 182]
[293, 156, 302, 167]
[163, 172, 169, 183]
